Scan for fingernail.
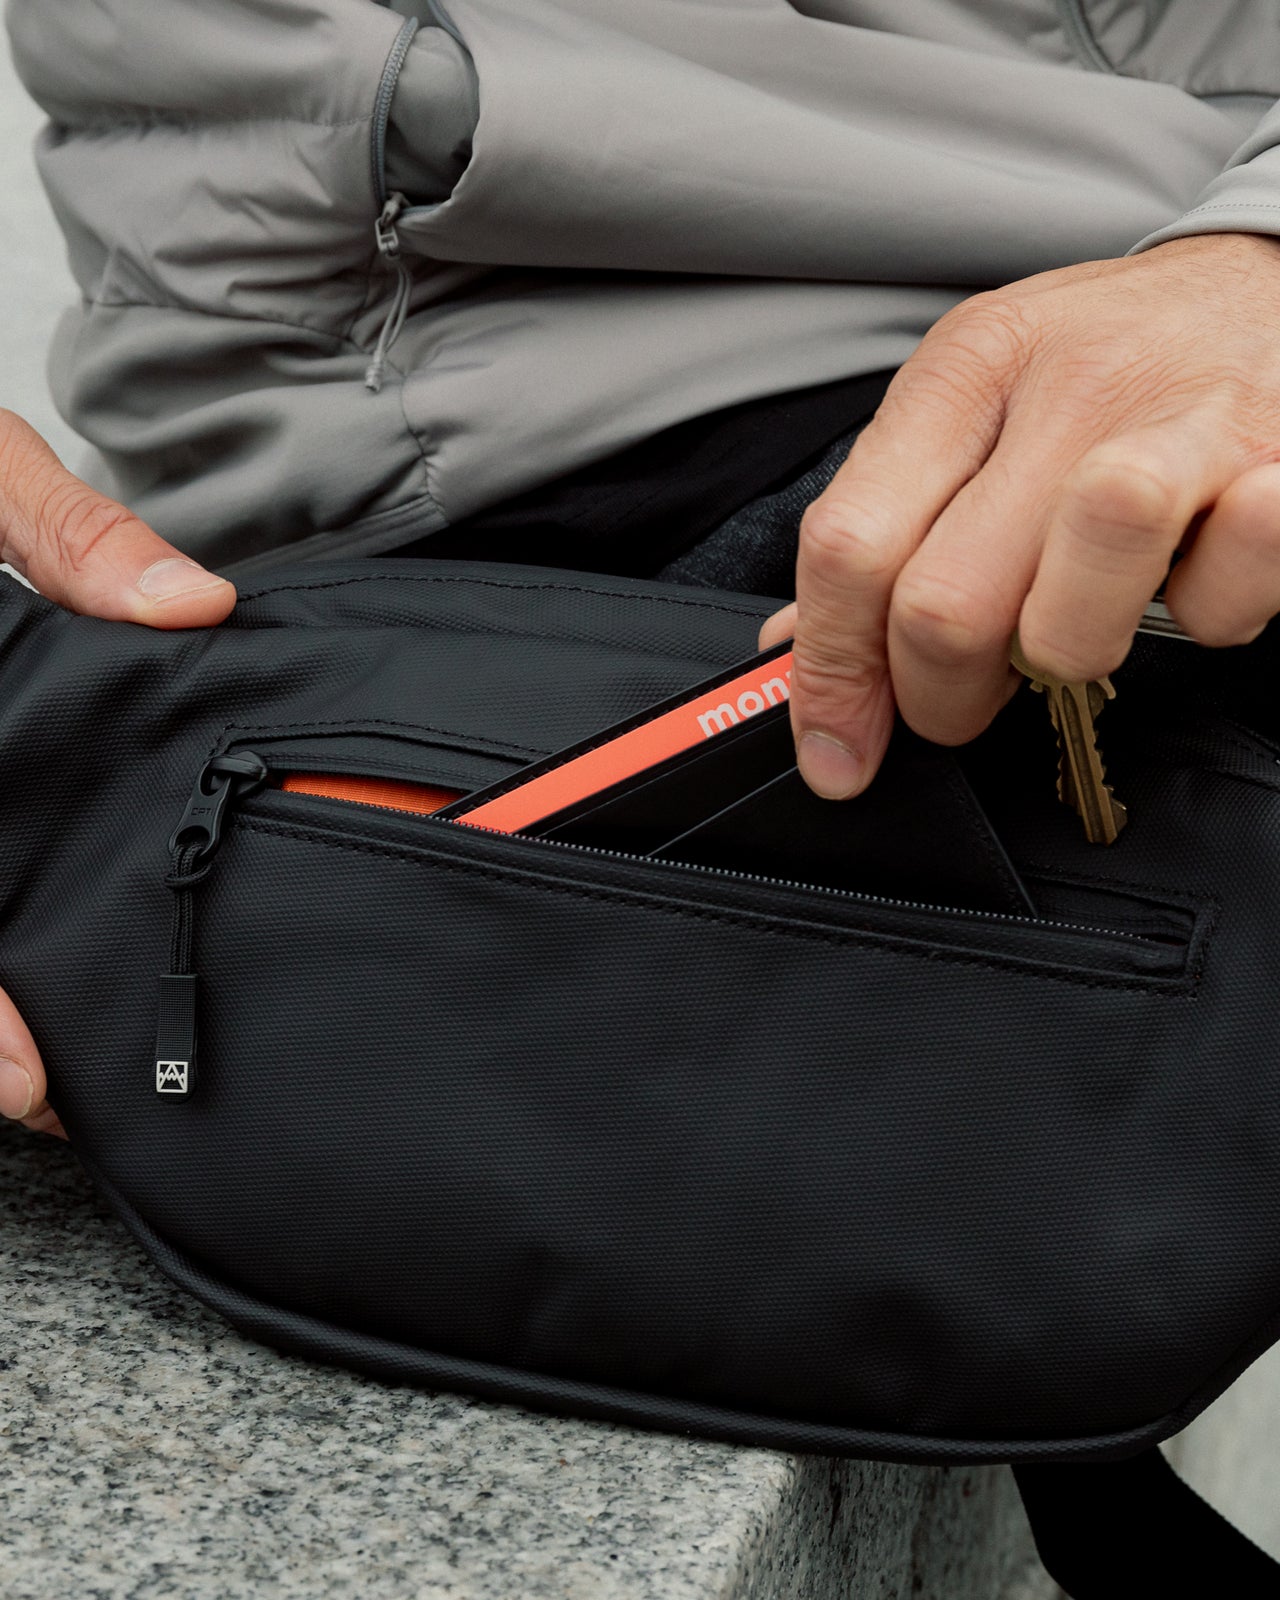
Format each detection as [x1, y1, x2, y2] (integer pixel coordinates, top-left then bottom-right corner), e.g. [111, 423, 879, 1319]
[0, 1057, 34, 1121]
[798, 731, 865, 799]
[137, 557, 229, 600]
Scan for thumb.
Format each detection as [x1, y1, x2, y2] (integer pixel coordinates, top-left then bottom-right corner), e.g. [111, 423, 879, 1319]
[0, 409, 235, 627]
[0, 982, 65, 1140]
[757, 601, 796, 653]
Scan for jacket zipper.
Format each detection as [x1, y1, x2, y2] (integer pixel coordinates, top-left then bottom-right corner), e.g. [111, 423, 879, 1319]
[365, 14, 421, 394]
[364, 192, 414, 393]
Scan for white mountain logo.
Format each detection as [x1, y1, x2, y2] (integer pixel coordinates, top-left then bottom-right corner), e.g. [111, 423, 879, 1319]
[156, 1060, 189, 1094]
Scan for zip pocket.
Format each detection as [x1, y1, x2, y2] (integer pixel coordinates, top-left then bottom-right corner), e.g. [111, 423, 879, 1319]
[151, 742, 1205, 1100]
[153, 727, 536, 1098]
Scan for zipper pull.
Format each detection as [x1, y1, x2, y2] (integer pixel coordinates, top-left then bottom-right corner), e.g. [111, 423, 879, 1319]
[156, 753, 269, 1099]
[365, 191, 413, 394]
[167, 752, 271, 862]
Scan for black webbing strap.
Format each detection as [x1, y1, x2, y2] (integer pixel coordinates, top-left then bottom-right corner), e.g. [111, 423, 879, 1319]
[1014, 1447, 1280, 1597]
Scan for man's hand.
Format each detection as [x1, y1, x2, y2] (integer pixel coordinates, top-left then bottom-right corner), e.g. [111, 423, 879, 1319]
[760, 232, 1280, 799]
[0, 410, 236, 1138]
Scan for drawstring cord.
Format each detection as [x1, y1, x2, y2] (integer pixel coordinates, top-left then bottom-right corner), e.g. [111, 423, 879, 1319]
[365, 192, 412, 394]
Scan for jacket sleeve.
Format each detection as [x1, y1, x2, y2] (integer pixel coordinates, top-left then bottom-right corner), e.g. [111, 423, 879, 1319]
[385, 0, 1251, 286]
[1128, 101, 1280, 254]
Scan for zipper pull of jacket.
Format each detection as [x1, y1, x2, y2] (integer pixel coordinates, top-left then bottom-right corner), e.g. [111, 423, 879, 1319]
[365, 191, 413, 394]
[156, 753, 269, 1099]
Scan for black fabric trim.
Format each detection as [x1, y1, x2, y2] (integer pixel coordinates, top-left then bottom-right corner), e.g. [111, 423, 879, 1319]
[378, 369, 897, 573]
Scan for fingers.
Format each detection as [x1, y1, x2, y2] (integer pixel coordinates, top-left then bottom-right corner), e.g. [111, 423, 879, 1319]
[885, 444, 1041, 744]
[792, 408, 1245, 764]
[0, 984, 65, 1140]
[1018, 426, 1238, 681]
[0, 409, 236, 628]
[790, 346, 1008, 797]
[1162, 462, 1280, 646]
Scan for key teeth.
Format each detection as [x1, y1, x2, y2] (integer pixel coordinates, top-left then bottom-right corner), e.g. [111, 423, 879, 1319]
[1082, 788, 1128, 846]
[1088, 793, 1126, 844]
[1054, 711, 1128, 844]
[1010, 645, 1128, 845]
[1072, 756, 1128, 844]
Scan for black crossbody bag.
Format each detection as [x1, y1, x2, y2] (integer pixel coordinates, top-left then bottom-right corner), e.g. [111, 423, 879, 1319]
[3, 558, 1279, 1595]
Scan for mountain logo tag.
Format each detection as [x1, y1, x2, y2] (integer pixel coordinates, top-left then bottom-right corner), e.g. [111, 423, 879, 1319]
[156, 1059, 189, 1095]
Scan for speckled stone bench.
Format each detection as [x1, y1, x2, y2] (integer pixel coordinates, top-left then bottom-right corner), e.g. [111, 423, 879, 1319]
[3, 1126, 1064, 1599]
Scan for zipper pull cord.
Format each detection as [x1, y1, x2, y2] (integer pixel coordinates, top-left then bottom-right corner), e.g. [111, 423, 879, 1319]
[163, 840, 218, 974]
[156, 754, 269, 1099]
[365, 192, 413, 394]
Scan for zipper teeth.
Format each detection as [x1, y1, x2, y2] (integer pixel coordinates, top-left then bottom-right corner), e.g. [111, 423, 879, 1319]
[255, 781, 1160, 947]
[450, 819, 1156, 944]
[371, 15, 420, 206]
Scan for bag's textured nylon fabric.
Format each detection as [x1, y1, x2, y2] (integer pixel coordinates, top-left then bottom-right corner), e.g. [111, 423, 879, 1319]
[2, 560, 1280, 1463]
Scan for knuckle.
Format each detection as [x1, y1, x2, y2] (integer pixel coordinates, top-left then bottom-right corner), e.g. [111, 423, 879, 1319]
[891, 295, 1031, 433]
[1017, 625, 1122, 685]
[37, 490, 137, 575]
[1191, 618, 1262, 650]
[1165, 595, 1262, 650]
[930, 290, 1032, 353]
[1062, 446, 1182, 544]
[1214, 468, 1280, 550]
[0, 407, 35, 468]
[891, 568, 1004, 665]
[799, 497, 902, 586]
[791, 644, 883, 707]
[923, 293, 1034, 373]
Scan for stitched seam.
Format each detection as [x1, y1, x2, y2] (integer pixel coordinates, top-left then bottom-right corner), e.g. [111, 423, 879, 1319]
[1020, 862, 1210, 908]
[58, 112, 373, 134]
[391, 345, 440, 510]
[1019, 862, 1216, 989]
[232, 570, 771, 621]
[81, 290, 441, 496]
[80, 294, 368, 343]
[230, 814, 1195, 993]
[1160, 203, 1280, 218]
[216, 717, 544, 761]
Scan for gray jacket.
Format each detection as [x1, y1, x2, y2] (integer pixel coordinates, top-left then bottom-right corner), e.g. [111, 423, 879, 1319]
[6, 0, 1280, 575]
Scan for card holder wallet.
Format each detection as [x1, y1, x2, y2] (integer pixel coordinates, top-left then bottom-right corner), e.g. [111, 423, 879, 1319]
[513, 695, 1034, 917]
[644, 723, 1036, 916]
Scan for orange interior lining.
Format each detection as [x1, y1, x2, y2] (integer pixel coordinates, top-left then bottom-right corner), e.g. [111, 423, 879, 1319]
[279, 773, 463, 815]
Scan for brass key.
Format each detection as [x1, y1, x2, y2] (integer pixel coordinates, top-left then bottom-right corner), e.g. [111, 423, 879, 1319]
[1010, 637, 1128, 845]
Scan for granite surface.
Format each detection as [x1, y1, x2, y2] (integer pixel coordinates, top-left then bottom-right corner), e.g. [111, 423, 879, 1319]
[0, 1124, 1059, 1599]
